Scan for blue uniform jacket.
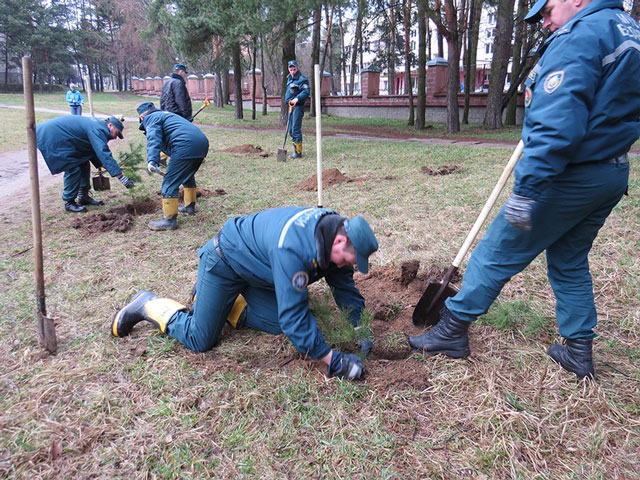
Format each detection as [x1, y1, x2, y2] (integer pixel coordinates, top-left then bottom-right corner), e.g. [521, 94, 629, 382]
[140, 109, 209, 165]
[285, 71, 310, 106]
[36, 116, 122, 176]
[65, 89, 84, 106]
[518, 0, 640, 197]
[160, 73, 192, 119]
[217, 207, 366, 359]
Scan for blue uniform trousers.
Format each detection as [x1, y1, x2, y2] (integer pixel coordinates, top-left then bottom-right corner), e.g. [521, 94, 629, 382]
[288, 107, 304, 143]
[161, 157, 203, 198]
[69, 105, 82, 115]
[446, 161, 629, 339]
[166, 239, 281, 352]
[62, 161, 91, 201]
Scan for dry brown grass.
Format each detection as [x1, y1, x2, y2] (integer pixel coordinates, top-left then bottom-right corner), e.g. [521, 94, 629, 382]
[0, 108, 638, 479]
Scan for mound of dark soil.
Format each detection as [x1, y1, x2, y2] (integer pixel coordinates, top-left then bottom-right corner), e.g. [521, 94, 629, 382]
[222, 144, 271, 157]
[70, 199, 158, 234]
[421, 165, 463, 175]
[296, 168, 355, 191]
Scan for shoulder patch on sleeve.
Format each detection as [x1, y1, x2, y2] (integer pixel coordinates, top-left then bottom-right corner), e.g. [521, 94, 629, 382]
[292, 271, 309, 291]
[543, 71, 564, 94]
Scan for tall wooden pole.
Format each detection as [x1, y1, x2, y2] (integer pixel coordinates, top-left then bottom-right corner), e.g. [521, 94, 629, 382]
[23, 56, 57, 354]
[314, 64, 323, 208]
[84, 75, 94, 117]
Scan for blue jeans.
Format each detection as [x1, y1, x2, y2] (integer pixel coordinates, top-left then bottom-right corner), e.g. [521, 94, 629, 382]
[166, 239, 281, 352]
[62, 161, 91, 201]
[445, 161, 629, 339]
[161, 157, 203, 198]
[70, 105, 82, 115]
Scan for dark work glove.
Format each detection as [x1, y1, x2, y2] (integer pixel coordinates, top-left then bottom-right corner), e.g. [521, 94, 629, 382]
[358, 339, 373, 358]
[504, 193, 536, 230]
[328, 350, 365, 380]
[118, 174, 134, 189]
[147, 161, 161, 174]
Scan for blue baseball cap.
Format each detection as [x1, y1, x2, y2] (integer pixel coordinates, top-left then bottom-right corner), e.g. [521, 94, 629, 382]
[137, 101, 155, 116]
[287, 60, 298, 68]
[174, 63, 188, 73]
[107, 116, 124, 139]
[344, 216, 378, 274]
[524, 0, 547, 23]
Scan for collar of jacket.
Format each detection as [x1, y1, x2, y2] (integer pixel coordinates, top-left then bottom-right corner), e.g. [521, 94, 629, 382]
[138, 107, 162, 131]
[170, 72, 186, 83]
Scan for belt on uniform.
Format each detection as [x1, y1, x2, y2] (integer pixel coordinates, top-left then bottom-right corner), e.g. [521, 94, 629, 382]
[596, 154, 628, 165]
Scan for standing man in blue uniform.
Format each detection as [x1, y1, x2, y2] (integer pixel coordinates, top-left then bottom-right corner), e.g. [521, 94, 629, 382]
[36, 115, 135, 212]
[65, 83, 84, 115]
[137, 101, 209, 230]
[112, 207, 379, 380]
[284, 60, 310, 158]
[160, 63, 193, 120]
[409, 0, 639, 381]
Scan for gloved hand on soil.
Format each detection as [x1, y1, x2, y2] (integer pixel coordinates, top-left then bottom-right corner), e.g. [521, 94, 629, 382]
[147, 161, 161, 175]
[327, 350, 365, 380]
[118, 174, 134, 189]
[504, 193, 536, 231]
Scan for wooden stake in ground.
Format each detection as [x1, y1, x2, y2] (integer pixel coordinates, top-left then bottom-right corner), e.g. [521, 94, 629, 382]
[23, 56, 57, 354]
[314, 64, 323, 208]
[84, 75, 94, 117]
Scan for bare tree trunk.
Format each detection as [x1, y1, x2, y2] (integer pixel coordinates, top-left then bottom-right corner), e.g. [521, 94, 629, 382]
[632, 0, 639, 20]
[505, 0, 526, 125]
[260, 34, 268, 115]
[281, 14, 297, 124]
[463, 0, 483, 123]
[310, 6, 321, 117]
[251, 42, 257, 120]
[232, 42, 243, 119]
[483, 0, 516, 129]
[349, 1, 365, 95]
[388, 2, 396, 94]
[416, 0, 427, 129]
[339, 6, 348, 94]
[403, 0, 415, 125]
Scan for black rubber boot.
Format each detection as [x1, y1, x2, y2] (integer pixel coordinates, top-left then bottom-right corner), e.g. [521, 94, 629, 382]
[112, 290, 185, 337]
[547, 338, 595, 381]
[178, 203, 196, 215]
[77, 188, 104, 206]
[288, 150, 302, 159]
[148, 215, 178, 230]
[64, 200, 87, 213]
[408, 307, 471, 358]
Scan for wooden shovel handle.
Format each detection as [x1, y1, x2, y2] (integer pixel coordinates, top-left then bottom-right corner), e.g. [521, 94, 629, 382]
[452, 140, 524, 268]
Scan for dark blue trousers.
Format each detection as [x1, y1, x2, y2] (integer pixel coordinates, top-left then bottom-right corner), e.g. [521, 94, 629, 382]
[446, 161, 629, 339]
[166, 239, 281, 352]
[62, 161, 91, 201]
[161, 157, 203, 198]
[288, 107, 304, 143]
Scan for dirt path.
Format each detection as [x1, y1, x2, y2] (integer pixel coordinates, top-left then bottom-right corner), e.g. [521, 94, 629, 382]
[0, 149, 62, 217]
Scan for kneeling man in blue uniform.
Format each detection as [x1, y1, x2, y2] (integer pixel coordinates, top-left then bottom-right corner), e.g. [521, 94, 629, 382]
[137, 101, 209, 231]
[36, 115, 135, 212]
[113, 207, 379, 380]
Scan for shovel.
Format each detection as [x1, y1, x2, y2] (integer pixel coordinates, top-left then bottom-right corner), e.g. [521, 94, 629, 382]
[277, 102, 294, 162]
[191, 97, 211, 122]
[412, 140, 525, 326]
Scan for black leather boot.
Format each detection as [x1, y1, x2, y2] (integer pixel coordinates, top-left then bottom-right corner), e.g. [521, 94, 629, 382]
[547, 338, 595, 381]
[64, 200, 87, 213]
[408, 307, 471, 358]
[77, 188, 104, 206]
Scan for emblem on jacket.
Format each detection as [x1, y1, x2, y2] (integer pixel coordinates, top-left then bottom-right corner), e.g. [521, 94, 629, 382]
[525, 86, 532, 107]
[292, 271, 309, 291]
[543, 71, 564, 94]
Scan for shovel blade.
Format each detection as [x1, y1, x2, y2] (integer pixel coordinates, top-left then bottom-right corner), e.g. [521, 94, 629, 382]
[277, 148, 287, 162]
[412, 280, 458, 327]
